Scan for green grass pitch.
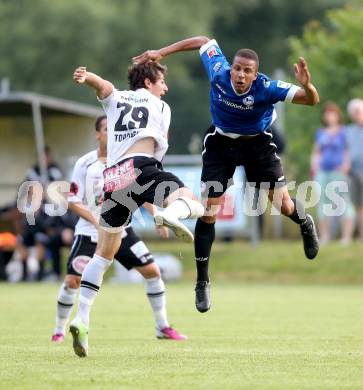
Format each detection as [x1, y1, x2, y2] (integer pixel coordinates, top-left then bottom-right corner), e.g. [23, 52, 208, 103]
[1, 282, 363, 389]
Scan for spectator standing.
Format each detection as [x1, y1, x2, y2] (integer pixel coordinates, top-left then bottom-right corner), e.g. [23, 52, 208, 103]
[311, 102, 354, 244]
[345, 99, 363, 241]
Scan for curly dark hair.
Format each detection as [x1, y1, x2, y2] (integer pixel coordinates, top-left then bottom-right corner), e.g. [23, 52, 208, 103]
[128, 62, 167, 91]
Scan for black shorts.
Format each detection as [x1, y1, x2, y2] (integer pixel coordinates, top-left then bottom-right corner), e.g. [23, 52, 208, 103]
[20, 209, 50, 247]
[66, 226, 154, 276]
[201, 125, 285, 198]
[100, 156, 185, 228]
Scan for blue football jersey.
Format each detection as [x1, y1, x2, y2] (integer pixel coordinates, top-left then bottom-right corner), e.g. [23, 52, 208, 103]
[200, 39, 300, 135]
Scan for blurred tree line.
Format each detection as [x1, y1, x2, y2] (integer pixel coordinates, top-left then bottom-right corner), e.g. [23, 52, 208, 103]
[288, 0, 363, 180]
[1, 0, 356, 178]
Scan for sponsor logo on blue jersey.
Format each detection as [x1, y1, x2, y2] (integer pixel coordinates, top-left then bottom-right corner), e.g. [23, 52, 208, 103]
[207, 46, 218, 58]
[277, 80, 291, 89]
[242, 95, 254, 106]
[213, 62, 222, 73]
[218, 95, 253, 111]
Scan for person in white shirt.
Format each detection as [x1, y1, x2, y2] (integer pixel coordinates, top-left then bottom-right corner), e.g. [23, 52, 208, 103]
[51, 116, 186, 345]
[69, 63, 204, 357]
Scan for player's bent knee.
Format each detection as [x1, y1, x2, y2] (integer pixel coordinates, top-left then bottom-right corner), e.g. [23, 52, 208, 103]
[95, 250, 115, 261]
[202, 197, 224, 220]
[95, 243, 119, 260]
[201, 214, 217, 224]
[136, 263, 161, 279]
[281, 201, 295, 216]
[96, 229, 122, 260]
[64, 275, 81, 289]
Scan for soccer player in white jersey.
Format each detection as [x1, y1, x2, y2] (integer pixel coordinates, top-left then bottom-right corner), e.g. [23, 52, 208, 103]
[134, 36, 320, 313]
[51, 115, 186, 344]
[69, 63, 204, 357]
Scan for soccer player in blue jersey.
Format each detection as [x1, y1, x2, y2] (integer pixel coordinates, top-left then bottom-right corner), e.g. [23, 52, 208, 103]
[133, 36, 320, 313]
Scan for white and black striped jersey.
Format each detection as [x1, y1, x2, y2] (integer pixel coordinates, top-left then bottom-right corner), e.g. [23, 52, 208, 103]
[98, 87, 171, 167]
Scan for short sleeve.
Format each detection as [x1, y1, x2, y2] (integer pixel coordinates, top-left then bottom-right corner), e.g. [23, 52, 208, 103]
[68, 158, 86, 204]
[315, 128, 323, 144]
[265, 80, 300, 104]
[199, 39, 230, 82]
[97, 85, 117, 113]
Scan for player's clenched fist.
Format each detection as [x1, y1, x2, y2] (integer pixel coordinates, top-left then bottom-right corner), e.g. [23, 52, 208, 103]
[73, 66, 87, 84]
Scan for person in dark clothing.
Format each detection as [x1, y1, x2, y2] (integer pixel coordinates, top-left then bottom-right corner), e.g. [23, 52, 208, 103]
[18, 146, 63, 281]
[44, 210, 77, 279]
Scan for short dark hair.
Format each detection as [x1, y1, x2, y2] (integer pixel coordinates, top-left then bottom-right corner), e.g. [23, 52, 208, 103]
[95, 115, 106, 131]
[128, 62, 167, 91]
[234, 48, 259, 69]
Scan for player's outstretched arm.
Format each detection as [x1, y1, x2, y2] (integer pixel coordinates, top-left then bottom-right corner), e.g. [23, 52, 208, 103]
[73, 66, 113, 100]
[132, 36, 210, 64]
[291, 57, 319, 106]
[68, 202, 99, 227]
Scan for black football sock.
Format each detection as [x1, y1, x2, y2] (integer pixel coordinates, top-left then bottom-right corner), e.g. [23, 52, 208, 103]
[194, 218, 215, 282]
[37, 259, 45, 281]
[288, 198, 307, 225]
[22, 260, 28, 281]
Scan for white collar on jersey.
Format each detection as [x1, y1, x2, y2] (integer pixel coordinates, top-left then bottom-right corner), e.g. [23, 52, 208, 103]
[135, 87, 151, 96]
[230, 78, 252, 96]
[136, 87, 162, 101]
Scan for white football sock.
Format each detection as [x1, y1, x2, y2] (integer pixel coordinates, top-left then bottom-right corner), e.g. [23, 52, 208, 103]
[54, 282, 77, 334]
[164, 197, 204, 220]
[77, 254, 113, 327]
[145, 276, 169, 330]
